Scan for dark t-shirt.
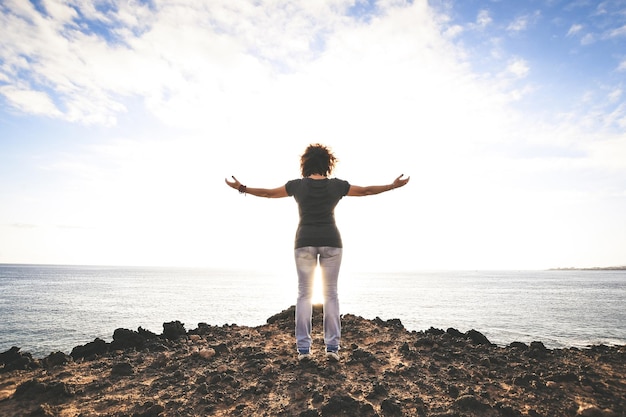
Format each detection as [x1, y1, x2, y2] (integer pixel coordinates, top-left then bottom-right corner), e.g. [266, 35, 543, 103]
[285, 178, 351, 249]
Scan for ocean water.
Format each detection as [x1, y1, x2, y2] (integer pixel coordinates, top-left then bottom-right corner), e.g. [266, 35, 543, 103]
[1, 264, 625, 357]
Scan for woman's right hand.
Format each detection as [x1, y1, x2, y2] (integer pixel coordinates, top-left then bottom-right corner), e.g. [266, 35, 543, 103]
[392, 174, 410, 189]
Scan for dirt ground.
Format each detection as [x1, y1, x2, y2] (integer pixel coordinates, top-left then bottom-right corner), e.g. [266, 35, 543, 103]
[1, 305, 625, 416]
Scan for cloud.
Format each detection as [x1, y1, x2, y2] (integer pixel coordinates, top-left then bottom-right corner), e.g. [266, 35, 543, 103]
[1, 0, 618, 160]
[607, 24, 626, 38]
[475, 9, 492, 29]
[1, 0, 622, 162]
[506, 11, 540, 33]
[567, 23, 584, 36]
[2, 1, 626, 269]
[0, 0, 357, 125]
[505, 57, 530, 78]
[608, 87, 623, 103]
[563, 3, 626, 44]
[580, 33, 595, 45]
[443, 24, 464, 38]
[0, 0, 139, 124]
[0, 86, 62, 117]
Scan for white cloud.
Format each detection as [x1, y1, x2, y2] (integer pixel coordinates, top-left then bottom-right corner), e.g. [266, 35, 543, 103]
[607, 24, 626, 38]
[475, 9, 492, 29]
[608, 87, 623, 103]
[444, 24, 463, 38]
[1, 0, 619, 169]
[506, 11, 540, 33]
[0, 86, 62, 116]
[567, 23, 584, 36]
[2, 0, 626, 269]
[506, 57, 530, 78]
[41, 0, 78, 21]
[0, 0, 357, 125]
[581, 33, 595, 45]
[0, 0, 541, 135]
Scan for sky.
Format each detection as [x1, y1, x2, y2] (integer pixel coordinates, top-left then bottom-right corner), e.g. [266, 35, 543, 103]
[1, 0, 625, 271]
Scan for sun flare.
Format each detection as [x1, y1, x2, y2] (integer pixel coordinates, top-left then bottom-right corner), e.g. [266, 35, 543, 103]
[312, 266, 324, 305]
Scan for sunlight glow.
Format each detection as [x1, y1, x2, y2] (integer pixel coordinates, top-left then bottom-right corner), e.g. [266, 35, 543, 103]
[312, 266, 324, 305]
[1, 2, 625, 270]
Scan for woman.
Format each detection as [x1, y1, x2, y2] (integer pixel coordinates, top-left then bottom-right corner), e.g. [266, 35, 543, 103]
[225, 144, 409, 361]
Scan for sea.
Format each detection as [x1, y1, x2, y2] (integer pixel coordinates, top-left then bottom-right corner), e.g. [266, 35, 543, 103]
[1, 264, 625, 358]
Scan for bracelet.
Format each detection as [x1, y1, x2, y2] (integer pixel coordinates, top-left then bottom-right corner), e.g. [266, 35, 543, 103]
[238, 184, 247, 195]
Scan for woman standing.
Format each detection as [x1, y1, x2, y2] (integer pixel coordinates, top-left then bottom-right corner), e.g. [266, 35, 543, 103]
[225, 144, 409, 361]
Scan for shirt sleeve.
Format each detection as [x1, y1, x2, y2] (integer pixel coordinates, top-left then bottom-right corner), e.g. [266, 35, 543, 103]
[337, 179, 350, 197]
[342, 180, 350, 196]
[285, 179, 300, 196]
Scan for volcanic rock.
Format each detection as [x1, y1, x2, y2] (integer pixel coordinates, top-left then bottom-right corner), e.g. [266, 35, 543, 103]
[1, 305, 625, 417]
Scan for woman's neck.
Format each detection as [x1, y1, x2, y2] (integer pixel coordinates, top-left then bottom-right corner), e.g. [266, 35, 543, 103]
[307, 174, 327, 180]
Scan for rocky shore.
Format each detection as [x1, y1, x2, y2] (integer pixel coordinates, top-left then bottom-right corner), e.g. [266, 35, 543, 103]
[1, 306, 625, 417]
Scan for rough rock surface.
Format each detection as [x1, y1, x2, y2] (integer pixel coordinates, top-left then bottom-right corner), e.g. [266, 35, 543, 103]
[1, 305, 624, 416]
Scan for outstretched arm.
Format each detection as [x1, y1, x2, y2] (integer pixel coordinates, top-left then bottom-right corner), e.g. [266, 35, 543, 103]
[347, 174, 410, 197]
[225, 176, 288, 198]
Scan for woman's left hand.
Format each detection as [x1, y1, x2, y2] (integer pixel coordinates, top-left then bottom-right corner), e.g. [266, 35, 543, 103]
[225, 176, 242, 190]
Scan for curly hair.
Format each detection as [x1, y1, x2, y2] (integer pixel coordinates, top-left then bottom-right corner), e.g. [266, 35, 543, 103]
[300, 144, 338, 177]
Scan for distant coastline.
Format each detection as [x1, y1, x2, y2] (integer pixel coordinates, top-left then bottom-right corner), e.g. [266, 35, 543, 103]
[549, 266, 626, 271]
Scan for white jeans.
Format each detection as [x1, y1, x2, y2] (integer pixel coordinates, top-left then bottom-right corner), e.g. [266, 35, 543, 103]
[294, 246, 342, 351]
